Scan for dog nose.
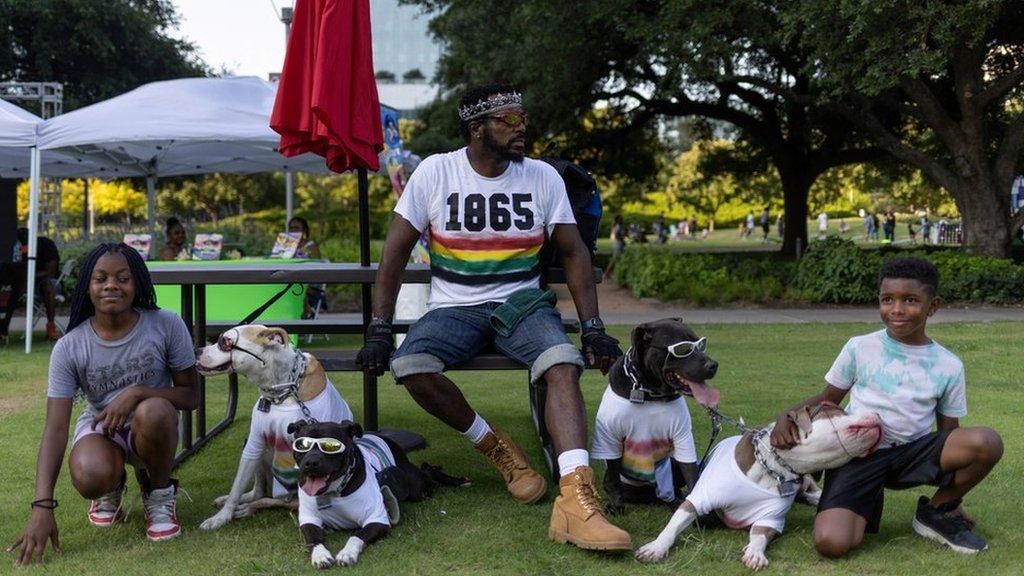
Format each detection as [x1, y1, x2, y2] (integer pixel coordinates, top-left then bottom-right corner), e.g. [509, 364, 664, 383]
[705, 359, 718, 376]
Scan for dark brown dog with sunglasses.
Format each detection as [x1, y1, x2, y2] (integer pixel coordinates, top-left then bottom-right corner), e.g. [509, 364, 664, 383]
[591, 318, 721, 514]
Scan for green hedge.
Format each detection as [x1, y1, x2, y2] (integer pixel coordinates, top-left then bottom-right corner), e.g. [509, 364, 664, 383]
[613, 238, 1024, 305]
[613, 247, 796, 304]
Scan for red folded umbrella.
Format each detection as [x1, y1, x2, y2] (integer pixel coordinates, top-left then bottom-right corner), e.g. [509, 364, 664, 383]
[271, 0, 382, 172]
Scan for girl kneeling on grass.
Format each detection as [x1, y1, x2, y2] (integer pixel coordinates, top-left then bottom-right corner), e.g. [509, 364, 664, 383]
[8, 243, 198, 565]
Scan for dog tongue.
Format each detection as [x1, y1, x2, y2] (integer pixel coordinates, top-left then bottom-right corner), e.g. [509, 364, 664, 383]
[688, 381, 720, 408]
[301, 476, 328, 497]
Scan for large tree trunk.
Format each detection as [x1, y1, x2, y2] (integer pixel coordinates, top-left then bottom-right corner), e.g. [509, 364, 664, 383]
[953, 177, 1012, 257]
[776, 158, 812, 259]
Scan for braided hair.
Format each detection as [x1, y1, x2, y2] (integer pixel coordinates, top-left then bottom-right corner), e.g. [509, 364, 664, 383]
[67, 243, 159, 332]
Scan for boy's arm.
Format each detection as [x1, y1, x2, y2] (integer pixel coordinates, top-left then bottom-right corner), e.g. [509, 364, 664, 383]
[769, 385, 848, 448]
[937, 414, 959, 431]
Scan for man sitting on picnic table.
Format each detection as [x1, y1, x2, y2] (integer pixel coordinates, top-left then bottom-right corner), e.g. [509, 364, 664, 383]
[356, 83, 631, 552]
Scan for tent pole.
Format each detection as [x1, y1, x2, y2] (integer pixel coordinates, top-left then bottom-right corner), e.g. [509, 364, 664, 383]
[285, 170, 294, 225]
[146, 176, 156, 238]
[25, 147, 41, 354]
[82, 179, 90, 240]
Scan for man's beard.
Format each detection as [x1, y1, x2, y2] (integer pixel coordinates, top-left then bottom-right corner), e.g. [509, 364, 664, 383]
[482, 129, 525, 163]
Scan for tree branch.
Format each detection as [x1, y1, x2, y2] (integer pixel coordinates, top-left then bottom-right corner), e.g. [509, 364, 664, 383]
[624, 90, 784, 149]
[978, 65, 1024, 109]
[807, 146, 884, 179]
[898, 76, 968, 157]
[995, 115, 1024, 195]
[829, 99, 957, 192]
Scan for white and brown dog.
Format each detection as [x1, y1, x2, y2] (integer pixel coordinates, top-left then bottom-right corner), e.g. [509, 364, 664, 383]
[635, 403, 883, 570]
[196, 324, 353, 531]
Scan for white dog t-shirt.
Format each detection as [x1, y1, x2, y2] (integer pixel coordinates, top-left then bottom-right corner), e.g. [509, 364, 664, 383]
[686, 435, 795, 533]
[297, 436, 394, 530]
[240, 381, 353, 495]
[591, 385, 697, 501]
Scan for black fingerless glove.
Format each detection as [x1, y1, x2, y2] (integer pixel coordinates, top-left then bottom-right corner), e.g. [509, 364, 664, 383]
[581, 326, 622, 364]
[355, 319, 395, 373]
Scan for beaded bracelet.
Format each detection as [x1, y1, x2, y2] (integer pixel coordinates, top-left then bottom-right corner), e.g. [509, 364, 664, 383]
[31, 498, 59, 510]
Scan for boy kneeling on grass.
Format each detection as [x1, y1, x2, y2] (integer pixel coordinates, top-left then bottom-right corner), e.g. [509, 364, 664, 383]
[771, 256, 1003, 557]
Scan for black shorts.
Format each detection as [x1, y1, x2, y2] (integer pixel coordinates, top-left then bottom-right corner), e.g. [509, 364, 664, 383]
[817, 429, 954, 533]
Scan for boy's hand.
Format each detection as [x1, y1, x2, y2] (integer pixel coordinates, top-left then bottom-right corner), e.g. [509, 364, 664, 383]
[770, 411, 801, 449]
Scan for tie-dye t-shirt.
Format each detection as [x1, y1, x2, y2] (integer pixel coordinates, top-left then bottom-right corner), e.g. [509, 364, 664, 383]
[825, 329, 967, 446]
[591, 386, 697, 493]
[240, 381, 353, 492]
[394, 148, 576, 309]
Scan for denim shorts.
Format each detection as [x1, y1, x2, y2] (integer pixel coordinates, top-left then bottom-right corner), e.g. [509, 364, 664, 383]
[390, 303, 583, 384]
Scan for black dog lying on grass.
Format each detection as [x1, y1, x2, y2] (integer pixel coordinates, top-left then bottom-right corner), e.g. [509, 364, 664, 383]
[288, 419, 468, 568]
[591, 318, 721, 513]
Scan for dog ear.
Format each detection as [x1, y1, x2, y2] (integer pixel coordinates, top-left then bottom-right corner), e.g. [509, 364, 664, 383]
[287, 419, 308, 435]
[260, 328, 289, 346]
[791, 407, 814, 439]
[630, 323, 654, 352]
[350, 422, 364, 438]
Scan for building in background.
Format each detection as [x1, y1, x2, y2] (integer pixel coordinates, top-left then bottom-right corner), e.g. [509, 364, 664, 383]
[371, 0, 441, 83]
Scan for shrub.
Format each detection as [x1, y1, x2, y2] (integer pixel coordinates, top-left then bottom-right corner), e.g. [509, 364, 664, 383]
[796, 237, 881, 303]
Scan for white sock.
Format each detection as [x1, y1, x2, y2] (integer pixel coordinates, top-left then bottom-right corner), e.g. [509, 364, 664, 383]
[461, 413, 493, 445]
[558, 449, 589, 477]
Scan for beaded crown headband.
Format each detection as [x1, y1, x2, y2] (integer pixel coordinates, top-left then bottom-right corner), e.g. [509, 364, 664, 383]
[458, 91, 523, 121]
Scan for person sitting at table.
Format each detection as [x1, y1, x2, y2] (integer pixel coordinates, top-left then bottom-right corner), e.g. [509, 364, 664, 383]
[9, 228, 62, 342]
[288, 216, 321, 259]
[157, 218, 189, 261]
[288, 216, 326, 319]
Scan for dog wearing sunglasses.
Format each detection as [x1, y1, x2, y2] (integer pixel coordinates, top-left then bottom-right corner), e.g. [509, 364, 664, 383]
[592, 318, 721, 514]
[195, 324, 353, 531]
[636, 403, 883, 570]
[288, 419, 469, 568]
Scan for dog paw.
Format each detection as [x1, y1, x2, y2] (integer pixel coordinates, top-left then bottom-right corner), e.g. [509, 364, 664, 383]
[335, 537, 364, 567]
[232, 503, 251, 518]
[310, 544, 335, 569]
[212, 494, 229, 508]
[741, 549, 769, 571]
[635, 541, 670, 563]
[199, 510, 232, 531]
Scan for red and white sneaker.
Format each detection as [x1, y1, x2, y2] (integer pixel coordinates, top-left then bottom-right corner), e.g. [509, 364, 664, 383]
[87, 484, 125, 527]
[142, 480, 181, 542]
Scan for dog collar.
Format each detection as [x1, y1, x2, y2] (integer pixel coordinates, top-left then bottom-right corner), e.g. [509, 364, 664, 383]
[751, 428, 801, 494]
[315, 454, 359, 502]
[257, 351, 312, 414]
[621, 347, 681, 404]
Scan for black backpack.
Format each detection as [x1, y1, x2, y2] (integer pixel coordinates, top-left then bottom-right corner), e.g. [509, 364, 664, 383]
[538, 155, 603, 271]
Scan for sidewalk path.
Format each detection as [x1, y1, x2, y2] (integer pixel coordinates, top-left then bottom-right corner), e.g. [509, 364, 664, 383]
[6, 280, 1024, 335]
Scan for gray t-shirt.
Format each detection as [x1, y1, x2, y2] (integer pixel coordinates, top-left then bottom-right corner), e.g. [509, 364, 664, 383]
[47, 308, 195, 414]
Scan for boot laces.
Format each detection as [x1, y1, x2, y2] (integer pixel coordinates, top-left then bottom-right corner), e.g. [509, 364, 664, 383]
[486, 439, 520, 479]
[573, 476, 603, 515]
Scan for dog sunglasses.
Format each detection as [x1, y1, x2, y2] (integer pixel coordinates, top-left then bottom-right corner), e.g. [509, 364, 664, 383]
[292, 437, 345, 454]
[659, 337, 707, 358]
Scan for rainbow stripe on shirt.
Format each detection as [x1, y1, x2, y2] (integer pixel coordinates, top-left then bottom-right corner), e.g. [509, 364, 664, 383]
[429, 229, 545, 285]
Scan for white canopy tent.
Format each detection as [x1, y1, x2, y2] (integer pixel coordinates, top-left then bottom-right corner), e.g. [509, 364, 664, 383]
[21, 76, 351, 353]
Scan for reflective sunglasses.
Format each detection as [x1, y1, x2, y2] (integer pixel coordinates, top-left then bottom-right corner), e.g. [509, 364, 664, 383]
[485, 111, 528, 127]
[659, 337, 707, 358]
[292, 437, 345, 454]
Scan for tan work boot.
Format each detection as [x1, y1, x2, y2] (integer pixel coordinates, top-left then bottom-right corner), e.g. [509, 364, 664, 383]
[474, 425, 546, 504]
[549, 466, 632, 551]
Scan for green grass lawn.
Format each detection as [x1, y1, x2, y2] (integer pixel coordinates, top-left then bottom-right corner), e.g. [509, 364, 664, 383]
[596, 216, 931, 254]
[1, 322, 1021, 575]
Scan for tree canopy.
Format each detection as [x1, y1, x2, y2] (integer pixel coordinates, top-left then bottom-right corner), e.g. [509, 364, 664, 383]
[0, 0, 206, 111]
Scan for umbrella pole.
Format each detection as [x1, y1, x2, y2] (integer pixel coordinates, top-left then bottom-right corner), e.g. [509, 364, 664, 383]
[24, 147, 41, 354]
[285, 170, 294, 225]
[357, 168, 378, 430]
